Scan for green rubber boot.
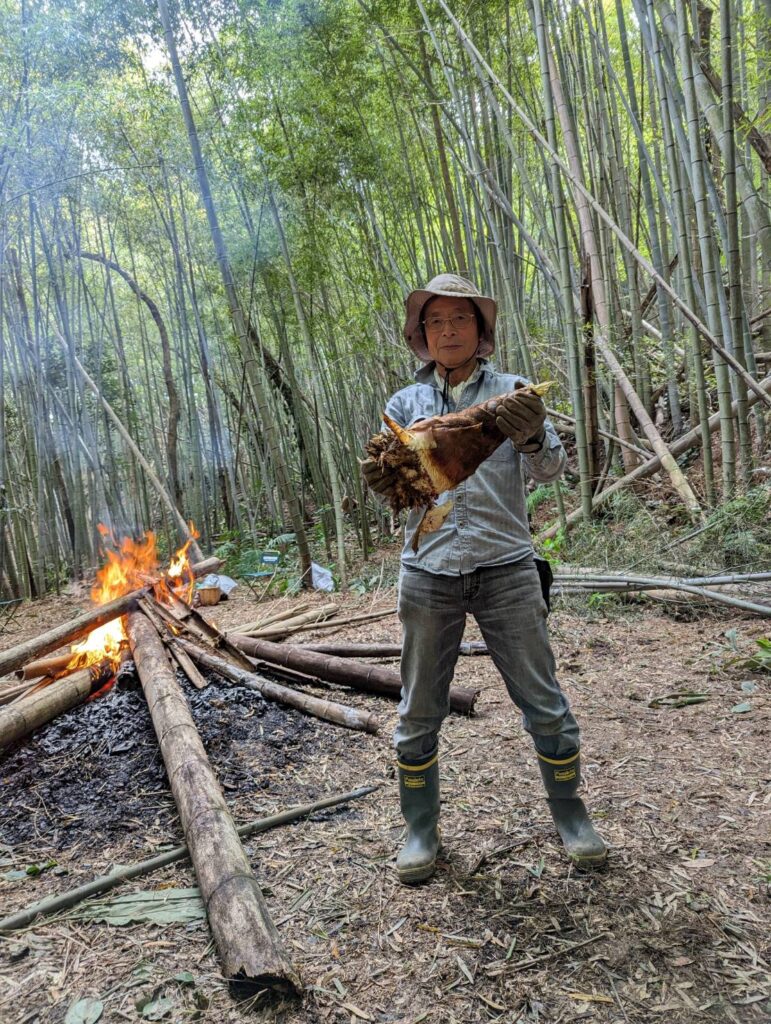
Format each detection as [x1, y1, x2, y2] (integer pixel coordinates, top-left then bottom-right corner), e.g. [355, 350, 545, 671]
[396, 750, 441, 884]
[537, 751, 607, 868]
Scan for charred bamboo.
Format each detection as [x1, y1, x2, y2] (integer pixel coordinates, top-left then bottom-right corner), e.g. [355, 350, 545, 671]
[127, 611, 300, 993]
[228, 635, 480, 715]
[0, 665, 111, 751]
[19, 653, 74, 680]
[177, 638, 380, 734]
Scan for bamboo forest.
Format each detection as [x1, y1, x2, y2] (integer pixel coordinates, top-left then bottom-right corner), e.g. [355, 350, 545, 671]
[0, 0, 768, 594]
[1, 1, 771, 1021]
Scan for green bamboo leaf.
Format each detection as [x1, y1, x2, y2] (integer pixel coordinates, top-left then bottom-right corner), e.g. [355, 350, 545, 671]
[64, 999, 104, 1024]
[730, 702, 752, 714]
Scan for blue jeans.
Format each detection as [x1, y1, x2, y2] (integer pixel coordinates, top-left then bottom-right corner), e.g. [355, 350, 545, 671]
[394, 559, 580, 761]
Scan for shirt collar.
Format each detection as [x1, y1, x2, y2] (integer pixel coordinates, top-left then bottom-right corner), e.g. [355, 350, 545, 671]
[414, 357, 493, 387]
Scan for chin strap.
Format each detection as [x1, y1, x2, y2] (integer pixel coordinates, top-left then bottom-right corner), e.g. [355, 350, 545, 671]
[435, 348, 480, 413]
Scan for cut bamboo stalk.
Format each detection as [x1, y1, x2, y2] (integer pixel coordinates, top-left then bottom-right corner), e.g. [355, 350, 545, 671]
[126, 611, 300, 994]
[0, 556, 222, 680]
[228, 635, 480, 715]
[0, 785, 378, 933]
[240, 602, 339, 638]
[169, 644, 208, 690]
[155, 593, 256, 672]
[177, 638, 380, 734]
[245, 607, 398, 640]
[0, 666, 111, 751]
[232, 601, 312, 635]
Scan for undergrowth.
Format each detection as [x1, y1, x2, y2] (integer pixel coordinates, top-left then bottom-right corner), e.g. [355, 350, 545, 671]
[554, 485, 771, 576]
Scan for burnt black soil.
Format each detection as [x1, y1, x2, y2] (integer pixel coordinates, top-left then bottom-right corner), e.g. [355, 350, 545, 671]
[0, 666, 320, 850]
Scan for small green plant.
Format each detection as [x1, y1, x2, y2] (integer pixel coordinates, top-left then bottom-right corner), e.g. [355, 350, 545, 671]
[741, 637, 771, 674]
[537, 529, 565, 563]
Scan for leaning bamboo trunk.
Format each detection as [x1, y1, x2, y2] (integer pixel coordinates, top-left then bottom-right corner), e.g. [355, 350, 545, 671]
[0, 668, 100, 751]
[228, 635, 480, 715]
[0, 592, 141, 681]
[177, 639, 380, 734]
[127, 611, 300, 994]
[0, 556, 222, 680]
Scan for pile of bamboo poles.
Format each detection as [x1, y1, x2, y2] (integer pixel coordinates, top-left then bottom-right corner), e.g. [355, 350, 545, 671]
[552, 569, 771, 616]
[0, 555, 482, 992]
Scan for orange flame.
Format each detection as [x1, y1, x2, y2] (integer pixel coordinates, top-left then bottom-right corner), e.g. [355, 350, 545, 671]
[69, 526, 197, 672]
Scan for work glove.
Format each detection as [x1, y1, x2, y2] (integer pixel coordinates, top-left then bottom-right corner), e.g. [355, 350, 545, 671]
[360, 457, 398, 501]
[492, 381, 547, 452]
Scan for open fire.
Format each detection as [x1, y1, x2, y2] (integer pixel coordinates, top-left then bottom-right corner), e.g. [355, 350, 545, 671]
[68, 524, 198, 675]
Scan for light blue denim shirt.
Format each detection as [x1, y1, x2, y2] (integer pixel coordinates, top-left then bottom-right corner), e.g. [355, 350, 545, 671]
[384, 359, 566, 575]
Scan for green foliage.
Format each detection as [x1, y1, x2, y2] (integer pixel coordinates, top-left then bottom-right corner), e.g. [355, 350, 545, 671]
[526, 485, 552, 515]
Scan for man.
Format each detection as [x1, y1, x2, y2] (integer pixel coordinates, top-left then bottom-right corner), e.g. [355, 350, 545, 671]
[361, 274, 606, 884]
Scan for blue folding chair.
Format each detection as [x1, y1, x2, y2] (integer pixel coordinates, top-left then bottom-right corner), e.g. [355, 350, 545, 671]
[241, 551, 282, 600]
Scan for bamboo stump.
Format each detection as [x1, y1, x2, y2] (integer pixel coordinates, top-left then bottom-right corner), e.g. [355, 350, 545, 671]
[127, 611, 300, 994]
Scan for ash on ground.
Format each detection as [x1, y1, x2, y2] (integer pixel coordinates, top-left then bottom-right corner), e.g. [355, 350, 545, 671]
[0, 665, 320, 849]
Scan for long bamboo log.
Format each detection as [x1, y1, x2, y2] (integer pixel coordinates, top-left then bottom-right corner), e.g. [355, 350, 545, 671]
[0, 666, 110, 751]
[301, 641, 490, 658]
[0, 786, 378, 933]
[177, 639, 380, 734]
[228, 635, 480, 715]
[0, 557, 222, 681]
[127, 611, 300, 993]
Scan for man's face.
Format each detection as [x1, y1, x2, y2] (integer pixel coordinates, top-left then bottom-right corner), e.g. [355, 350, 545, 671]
[422, 295, 480, 368]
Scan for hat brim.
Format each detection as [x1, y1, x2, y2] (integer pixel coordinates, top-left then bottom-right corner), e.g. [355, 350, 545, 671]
[403, 288, 496, 362]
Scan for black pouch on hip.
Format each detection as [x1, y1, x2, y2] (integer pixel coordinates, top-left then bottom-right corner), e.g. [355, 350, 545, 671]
[534, 556, 554, 613]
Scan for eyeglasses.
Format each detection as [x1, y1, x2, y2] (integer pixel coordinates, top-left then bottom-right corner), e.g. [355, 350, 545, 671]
[421, 313, 476, 332]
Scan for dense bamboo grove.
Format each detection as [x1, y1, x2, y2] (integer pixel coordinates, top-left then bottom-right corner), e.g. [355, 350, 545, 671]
[0, 0, 768, 598]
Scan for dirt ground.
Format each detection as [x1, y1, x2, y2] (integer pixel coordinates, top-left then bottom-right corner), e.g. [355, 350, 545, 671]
[1, 564, 770, 1024]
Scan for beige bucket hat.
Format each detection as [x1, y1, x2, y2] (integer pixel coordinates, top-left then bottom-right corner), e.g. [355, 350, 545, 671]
[403, 273, 497, 361]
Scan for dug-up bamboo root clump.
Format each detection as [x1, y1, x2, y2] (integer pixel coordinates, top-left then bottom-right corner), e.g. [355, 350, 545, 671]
[366, 383, 552, 548]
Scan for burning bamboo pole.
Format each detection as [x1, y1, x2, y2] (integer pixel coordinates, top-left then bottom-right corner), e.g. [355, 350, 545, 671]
[0, 665, 112, 751]
[0, 556, 222, 681]
[126, 610, 300, 993]
[177, 638, 380, 734]
[228, 635, 480, 715]
[18, 654, 74, 680]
